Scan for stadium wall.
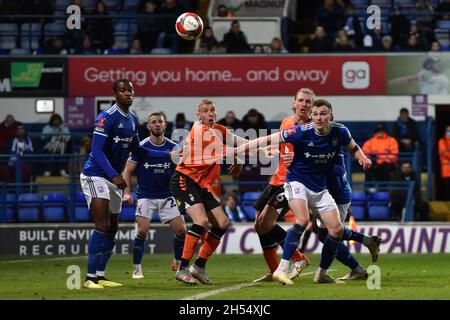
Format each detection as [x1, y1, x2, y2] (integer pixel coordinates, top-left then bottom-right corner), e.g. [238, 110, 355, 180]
[1, 223, 448, 256]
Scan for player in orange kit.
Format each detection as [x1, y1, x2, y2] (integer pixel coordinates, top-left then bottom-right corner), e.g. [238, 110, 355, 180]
[170, 98, 243, 285]
[252, 88, 314, 283]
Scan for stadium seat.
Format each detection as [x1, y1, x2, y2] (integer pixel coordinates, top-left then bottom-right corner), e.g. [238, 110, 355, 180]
[350, 205, 366, 220]
[17, 193, 42, 222]
[9, 48, 30, 55]
[243, 204, 256, 221]
[351, 191, 366, 205]
[367, 191, 390, 206]
[74, 192, 90, 222]
[43, 193, 67, 222]
[368, 205, 391, 220]
[6, 193, 16, 222]
[242, 191, 262, 203]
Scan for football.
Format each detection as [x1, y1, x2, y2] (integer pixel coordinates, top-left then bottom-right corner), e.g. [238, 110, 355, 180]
[175, 12, 204, 40]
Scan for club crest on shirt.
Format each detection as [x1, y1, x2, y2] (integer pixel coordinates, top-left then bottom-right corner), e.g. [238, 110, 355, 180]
[332, 137, 338, 146]
[97, 185, 104, 193]
[98, 117, 106, 127]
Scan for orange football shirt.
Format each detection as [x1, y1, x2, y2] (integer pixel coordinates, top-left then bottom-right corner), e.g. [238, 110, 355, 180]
[176, 121, 228, 189]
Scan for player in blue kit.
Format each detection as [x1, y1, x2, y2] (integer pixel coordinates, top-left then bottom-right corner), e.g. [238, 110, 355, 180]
[234, 98, 372, 285]
[80, 80, 174, 289]
[122, 112, 187, 279]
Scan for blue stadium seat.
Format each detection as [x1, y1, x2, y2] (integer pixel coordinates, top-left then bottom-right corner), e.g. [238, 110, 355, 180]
[368, 205, 391, 219]
[6, 193, 16, 222]
[43, 193, 67, 221]
[104, 47, 126, 55]
[243, 205, 256, 221]
[242, 191, 262, 203]
[351, 191, 366, 205]
[74, 192, 90, 222]
[150, 48, 172, 54]
[436, 20, 450, 29]
[9, 48, 30, 55]
[350, 205, 366, 220]
[367, 191, 390, 205]
[18, 193, 42, 222]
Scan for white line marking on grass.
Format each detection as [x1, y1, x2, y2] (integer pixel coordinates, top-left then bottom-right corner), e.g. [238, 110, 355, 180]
[1, 256, 85, 264]
[181, 270, 335, 300]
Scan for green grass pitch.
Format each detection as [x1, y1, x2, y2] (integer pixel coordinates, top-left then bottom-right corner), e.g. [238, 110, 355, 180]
[0, 253, 449, 300]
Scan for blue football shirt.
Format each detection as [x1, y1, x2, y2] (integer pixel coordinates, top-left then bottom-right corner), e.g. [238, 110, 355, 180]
[129, 137, 178, 199]
[281, 122, 352, 192]
[82, 104, 139, 181]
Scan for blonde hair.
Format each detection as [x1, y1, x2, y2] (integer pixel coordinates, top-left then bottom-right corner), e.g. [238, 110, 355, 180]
[197, 99, 216, 111]
[294, 88, 316, 102]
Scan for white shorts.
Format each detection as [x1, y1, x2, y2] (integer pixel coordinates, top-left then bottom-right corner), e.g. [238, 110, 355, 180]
[316, 203, 351, 229]
[284, 181, 338, 214]
[80, 173, 123, 214]
[135, 197, 181, 224]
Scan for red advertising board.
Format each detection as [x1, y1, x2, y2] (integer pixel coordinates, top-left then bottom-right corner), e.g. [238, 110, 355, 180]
[68, 55, 386, 96]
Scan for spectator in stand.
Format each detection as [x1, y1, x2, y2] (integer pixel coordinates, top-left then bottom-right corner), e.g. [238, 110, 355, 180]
[363, 28, 384, 51]
[392, 108, 419, 152]
[223, 20, 251, 53]
[44, 35, 68, 55]
[390, 161, 428, 221]
[129, 38, 143, 54]
[362, 123, 399, 182]
[87, 0, 114, 51]
[41, 113, 71, 177]
[194, 26, 218, 53]
[223, 192, 248, 222]
[412, 0, 435, 42]
[267, 37, 288, 53]
[155, 0, 183, 53]
[343, 4, 363, 50]
[407, 34, 425, 51]
[253, 45, 265, 53]
[437, 0, 450, 20]
[316, 0, 346, 43]
[7, 126, 34, 184]
[382, 35, 394, 51]
[333, 30, 355, 51]
[241, 109, 268, 135]
[137, 0, 160, 52]
[430, 41, 441, 51]
[218, 111, 242, 131]
[76, 35, 100, 54]
[0, 115, 22, 154]
[174, 112, 192, 130]
[308, 26, 332, 52]
[389, 4, 410, 50]
[438, 125, 450, 200]
[215, 4, 234, 18]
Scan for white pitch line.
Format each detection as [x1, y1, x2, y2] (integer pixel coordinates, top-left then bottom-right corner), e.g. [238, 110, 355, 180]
[1, 256, 85, 264]
[181, 270, 332, 301]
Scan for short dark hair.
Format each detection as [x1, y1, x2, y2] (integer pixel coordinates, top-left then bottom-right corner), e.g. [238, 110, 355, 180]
[312, 98, 332, 113]
[400, 108, 409, 114]
[49, 113, 63, 125]
[148, 111, 167, 123]
[113, 79, 132, 92]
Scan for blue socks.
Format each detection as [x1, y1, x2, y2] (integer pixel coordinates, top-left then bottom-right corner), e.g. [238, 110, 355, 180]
[87, 229, 107, 276]
[173, 234, 185, 262]
[319, 234, 341, 270]
[342, 226, 365, 243]
[281, 223, 305, 260]
[96, 233, 116, 274]
[335, 242, 359, 269]
[133, 234, 146, 265]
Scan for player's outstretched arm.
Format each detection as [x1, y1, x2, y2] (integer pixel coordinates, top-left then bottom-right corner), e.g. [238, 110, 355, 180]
[233, 132, 282, 156]
[122, 160, 137, 204]
[388, 74, 419, 87]
[345, 139, 372, 171]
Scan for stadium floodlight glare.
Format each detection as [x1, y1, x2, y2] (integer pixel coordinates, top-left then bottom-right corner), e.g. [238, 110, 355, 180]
[35, 99, 55, 113]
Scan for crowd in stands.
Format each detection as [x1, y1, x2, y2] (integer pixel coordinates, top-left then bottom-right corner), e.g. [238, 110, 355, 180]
[2, 0, 450, 54]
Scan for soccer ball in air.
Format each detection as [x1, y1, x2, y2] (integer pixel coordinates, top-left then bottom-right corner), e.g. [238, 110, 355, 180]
[175, 12, 204, 40]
